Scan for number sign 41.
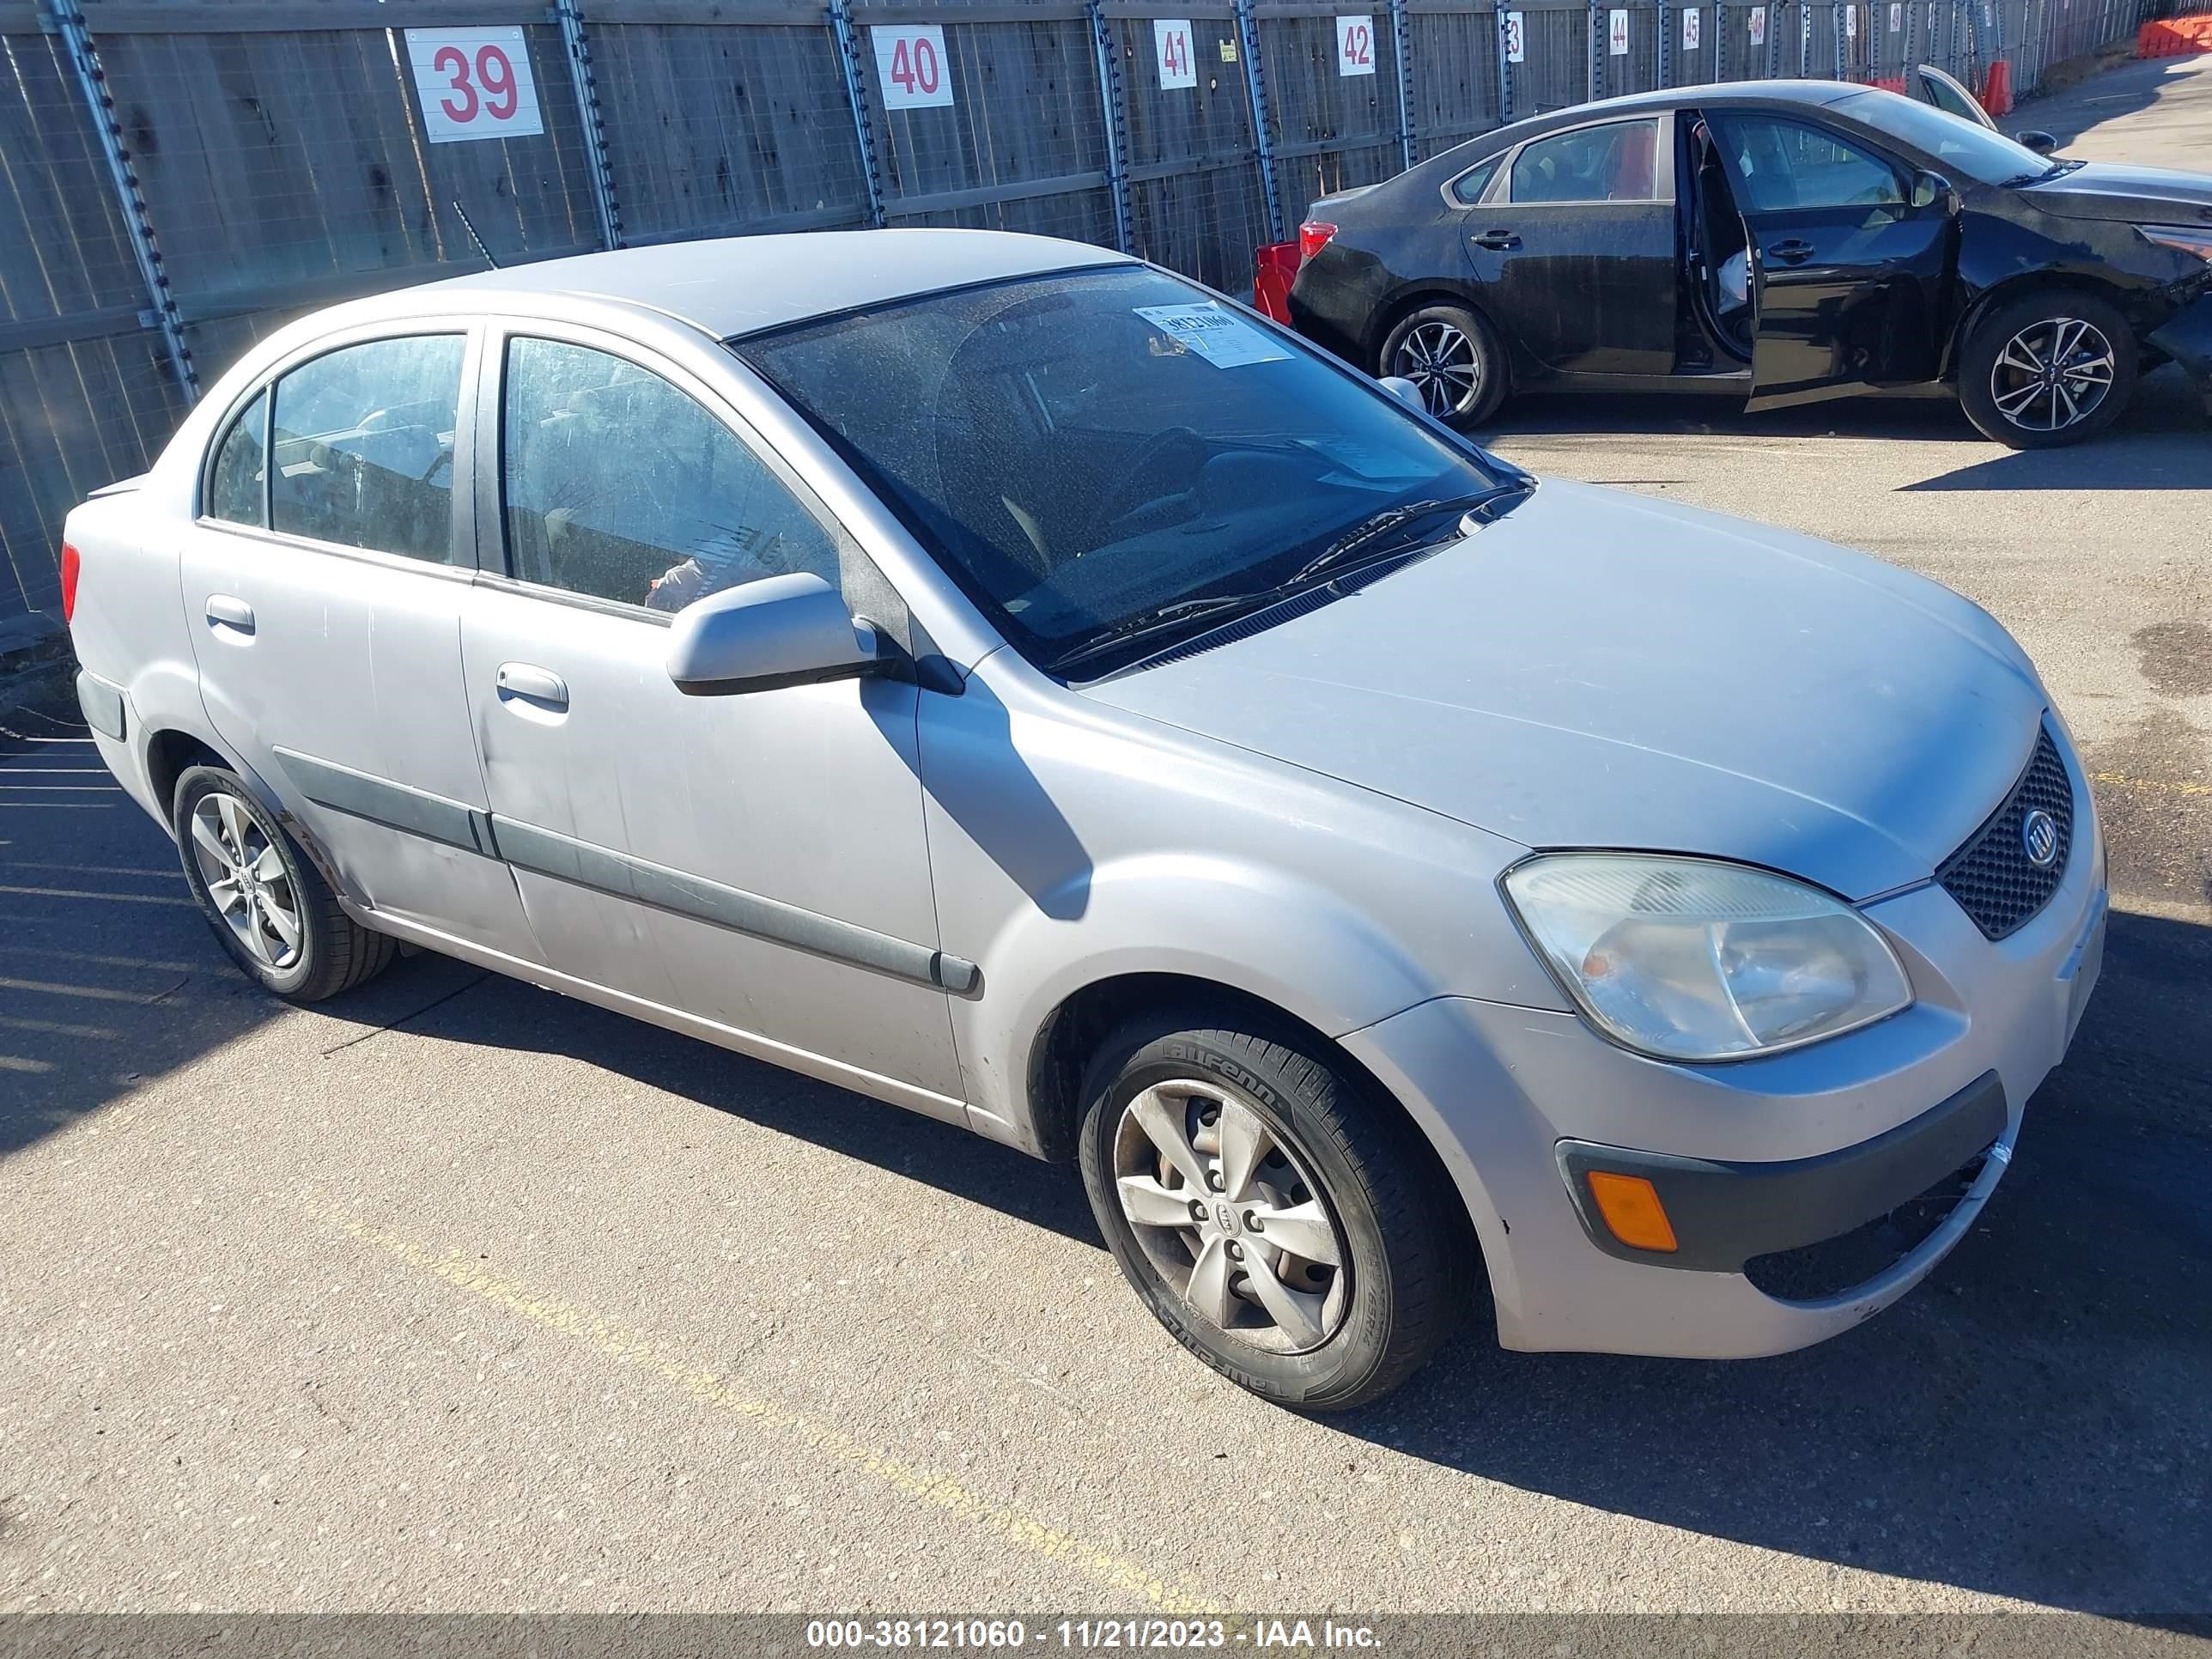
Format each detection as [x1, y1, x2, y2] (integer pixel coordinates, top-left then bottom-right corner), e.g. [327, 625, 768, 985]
[405, 27, 543, 143]
[1155, 20, 1198, 90]
[873, 25, 955, 109]
[1335, 15, 1377, 76]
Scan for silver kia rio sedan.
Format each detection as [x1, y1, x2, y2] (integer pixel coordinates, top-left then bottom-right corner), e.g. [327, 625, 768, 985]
[62, 231, 2106, 1409]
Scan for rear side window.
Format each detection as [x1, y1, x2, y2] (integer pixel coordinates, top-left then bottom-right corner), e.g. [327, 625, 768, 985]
[207, 391, 269, 527]
[270, 335, 466, 563]
[1447, 157, 1500, 207]
[1710, 113, 1905, 210]
[1510, 119, 1661, 203]
[499, 337, 843, 613]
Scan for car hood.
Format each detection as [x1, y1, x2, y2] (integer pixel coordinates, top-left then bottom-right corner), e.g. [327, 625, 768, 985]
[1081, 481, 2049, 901]
[2022, 161, 2212, 224]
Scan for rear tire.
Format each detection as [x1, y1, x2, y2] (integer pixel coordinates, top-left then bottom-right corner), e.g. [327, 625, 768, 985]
[1958, 290, 2136, 449]
[1377, 303, 1509, 429]
[1077, 1012, 1473, 1411]
[171, 764, 394, 1002]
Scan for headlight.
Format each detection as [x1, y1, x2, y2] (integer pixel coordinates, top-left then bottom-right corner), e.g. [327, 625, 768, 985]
[2140, 224, 2212, 264]
[1503, 854, 1912, 1062]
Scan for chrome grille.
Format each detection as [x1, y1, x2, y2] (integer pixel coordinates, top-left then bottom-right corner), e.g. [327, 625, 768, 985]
[1937, 727, 2074, 941]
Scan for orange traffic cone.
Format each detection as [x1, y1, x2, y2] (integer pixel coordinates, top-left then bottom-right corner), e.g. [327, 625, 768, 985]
[1982, 58, 2013, 116]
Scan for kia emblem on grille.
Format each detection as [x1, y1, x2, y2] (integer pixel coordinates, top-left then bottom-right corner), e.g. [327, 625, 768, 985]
[2021, 809, 2060, 868]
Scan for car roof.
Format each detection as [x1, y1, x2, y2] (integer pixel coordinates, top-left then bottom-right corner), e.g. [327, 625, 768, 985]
[1552, 77, 1872, 118]
[409, 228, 1133, 340]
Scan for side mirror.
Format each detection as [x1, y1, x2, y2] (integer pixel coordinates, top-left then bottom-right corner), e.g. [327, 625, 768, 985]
[1911, 170, 1958, 212]
[1378, 374, 1426, 413]
[665, 572, 882, 696]
[2014, 129, 2058, 156]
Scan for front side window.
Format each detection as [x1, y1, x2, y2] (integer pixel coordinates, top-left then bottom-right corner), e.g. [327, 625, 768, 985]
[738, 266, 1516, 674]
[207, 390, 268, 527]
[1834, 88, 2055, 184]
[500, 337, 843, 613]
[270, 334, 465, 562]
[1710, 112, 1905, 211]
[1510, 119, 1661, 203]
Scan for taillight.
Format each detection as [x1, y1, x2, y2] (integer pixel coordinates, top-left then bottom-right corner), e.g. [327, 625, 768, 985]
[59, 541, 81, 624]
[1297, 221, 1338, 264]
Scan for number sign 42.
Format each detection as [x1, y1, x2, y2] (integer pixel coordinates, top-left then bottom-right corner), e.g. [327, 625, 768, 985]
[404, 27, 544, 144]
[1335, 15, 1376, 76]
[873, 25, 955, 109]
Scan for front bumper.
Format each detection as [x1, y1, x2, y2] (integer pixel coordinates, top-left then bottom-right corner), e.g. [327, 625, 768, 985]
[1340, 748, 2107, 1360]
[2145, 289, 2212, 414]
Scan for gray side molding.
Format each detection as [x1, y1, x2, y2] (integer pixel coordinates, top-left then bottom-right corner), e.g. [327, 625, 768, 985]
[272, 746, 498, 857]
[492, 816, 978, 995]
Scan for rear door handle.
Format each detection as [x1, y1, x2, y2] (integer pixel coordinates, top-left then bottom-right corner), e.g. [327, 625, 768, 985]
[204, 594, 255, 635]
[1471, 229, 1521, 250]
[495, 662, 568, 711]
[1767, 238, 1816, 265]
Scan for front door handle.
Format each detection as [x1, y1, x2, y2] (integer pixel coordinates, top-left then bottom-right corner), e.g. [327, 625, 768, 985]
[204, 593, 255, 635]
[1472, 229, 1521, 250]
[1766, 238, 1816, 265]
[495, 662, 568, 711]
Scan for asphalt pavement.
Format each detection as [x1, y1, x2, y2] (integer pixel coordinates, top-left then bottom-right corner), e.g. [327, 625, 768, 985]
[1, 54, 2208, 1631]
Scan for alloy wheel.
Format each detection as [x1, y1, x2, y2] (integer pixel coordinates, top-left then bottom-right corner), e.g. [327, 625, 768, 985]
[1111, 1078, 1350, 1353]
[1394, 321, 1480, 418]
[1988, 316, 2115, 434]
[188, 793, 302, 970]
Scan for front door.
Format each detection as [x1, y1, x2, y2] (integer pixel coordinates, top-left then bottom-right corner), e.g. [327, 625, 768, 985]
[179, 325, 542, 961]
[459, 325, 964, 1112]
[1466, 114, 1679, 376]
[1707, 110, 1955, 409]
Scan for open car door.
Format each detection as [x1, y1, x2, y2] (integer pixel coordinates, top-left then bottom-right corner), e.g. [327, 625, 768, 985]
[1707, 108, 1956, 410]
[1913, 64, 1997, 130]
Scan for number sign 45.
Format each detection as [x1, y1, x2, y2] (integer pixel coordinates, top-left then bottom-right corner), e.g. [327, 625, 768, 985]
[873, 25, 955, 109]
[1335, 15, 1377, 76]
[404, 27, 544, 143]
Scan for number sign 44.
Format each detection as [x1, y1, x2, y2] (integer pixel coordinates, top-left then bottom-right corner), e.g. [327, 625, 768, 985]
[872, 25, 955, 110]
[404, 27, 544, 144]
[1335, 15, 1377, 76]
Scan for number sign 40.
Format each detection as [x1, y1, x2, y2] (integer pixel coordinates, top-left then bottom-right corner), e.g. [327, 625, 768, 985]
[1335, 15, 1377, 76]
[873, 25, 955, 109]
[404, 27, 544, 144]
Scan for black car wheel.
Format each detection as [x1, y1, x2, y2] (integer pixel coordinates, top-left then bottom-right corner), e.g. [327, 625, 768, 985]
[1379, 304, 1507, 428]
[1077, 1012, 1474, 1411]
[1959, 291, 2136, 449]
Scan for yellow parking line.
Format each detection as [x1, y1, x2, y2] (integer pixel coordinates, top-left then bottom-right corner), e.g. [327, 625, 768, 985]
[307, 1200, 1227, 1614]
[2088, 770, 2211, 799]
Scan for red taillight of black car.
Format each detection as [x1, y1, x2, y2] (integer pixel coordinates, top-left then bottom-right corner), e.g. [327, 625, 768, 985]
[1298, 221, 1339, 263]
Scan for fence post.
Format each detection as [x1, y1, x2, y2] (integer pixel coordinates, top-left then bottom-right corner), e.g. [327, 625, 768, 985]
[44, 0, 196, 401]
[553, 0, 623, 248]
[1589, 0, 1604, 97]
[1387, 0, 1415, 169]
[1715, 0, 1727, 78]
[1231, 0, 1285, 241]
[1085, 0, 1133, 252]
[1833, 0, 1845, 74]
[1659, 0, 1672, 83]
[1496, 6, 1515, 119]
[827, 0, 889, 228]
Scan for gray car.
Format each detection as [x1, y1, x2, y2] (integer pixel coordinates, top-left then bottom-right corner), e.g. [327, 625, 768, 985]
[62, 231, 2106, 1410]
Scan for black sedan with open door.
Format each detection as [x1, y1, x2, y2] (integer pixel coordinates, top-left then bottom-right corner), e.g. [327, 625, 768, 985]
[1287, 81, 2212, 447]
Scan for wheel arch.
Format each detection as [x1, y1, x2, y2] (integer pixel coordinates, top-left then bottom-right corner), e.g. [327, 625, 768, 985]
[1943, 270, 2141, 382]
[1367, 284, 1510, 379]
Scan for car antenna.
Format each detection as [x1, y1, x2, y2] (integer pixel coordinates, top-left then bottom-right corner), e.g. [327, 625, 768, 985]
[452, 199, 500, 270]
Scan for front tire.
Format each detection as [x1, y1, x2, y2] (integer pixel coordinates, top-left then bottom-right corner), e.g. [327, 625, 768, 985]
[172, 765, 394, 1002]
[1959, 290, 2136, 449]
[1077, 1015, 1472, 1411]
[1378, 303, 1508, 429]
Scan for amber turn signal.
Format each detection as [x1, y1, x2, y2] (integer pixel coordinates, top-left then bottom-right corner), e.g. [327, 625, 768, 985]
[1586, 1171, 1679, 1254]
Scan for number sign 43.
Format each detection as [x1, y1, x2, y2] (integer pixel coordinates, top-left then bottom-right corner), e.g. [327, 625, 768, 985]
[873, 25, 955, 109]
[404, 27, 544, 143]
[1335, 15, 1377, 76]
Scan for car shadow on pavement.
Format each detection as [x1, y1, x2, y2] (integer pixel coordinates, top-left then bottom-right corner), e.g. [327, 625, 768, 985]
[1339, 902, 2212, 1621]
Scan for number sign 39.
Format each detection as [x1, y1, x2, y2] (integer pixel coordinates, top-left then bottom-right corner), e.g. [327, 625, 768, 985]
[1335, 15, 1377, 76]
[404, 27, 543, 144]
[873, 25, 955, 109]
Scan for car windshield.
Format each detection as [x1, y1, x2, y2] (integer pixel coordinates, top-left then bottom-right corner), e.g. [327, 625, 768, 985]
[1834, 88, 2054, 184]
[735, 265, 1516, 674]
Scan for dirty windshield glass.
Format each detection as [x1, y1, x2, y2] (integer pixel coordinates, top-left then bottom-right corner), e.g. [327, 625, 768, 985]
[736, 266, 1514, 673]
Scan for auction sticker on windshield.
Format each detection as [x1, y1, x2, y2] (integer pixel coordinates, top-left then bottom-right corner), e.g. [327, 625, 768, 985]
[1134, 305, 1292, 368]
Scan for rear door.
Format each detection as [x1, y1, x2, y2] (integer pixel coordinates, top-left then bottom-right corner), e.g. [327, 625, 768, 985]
[1462, 114, 1679, 376]
[1707, 109, 1954, 409]
[179, 325, 542, 959]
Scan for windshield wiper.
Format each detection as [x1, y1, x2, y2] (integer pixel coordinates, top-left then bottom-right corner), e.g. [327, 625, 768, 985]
[2003, 158, 2081, 187]
[1286, 487, 1524, 588]
[1043, 592, 1266, 677]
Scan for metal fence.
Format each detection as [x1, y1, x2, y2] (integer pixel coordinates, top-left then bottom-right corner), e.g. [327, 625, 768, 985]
[0, 0, 2162, 624]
